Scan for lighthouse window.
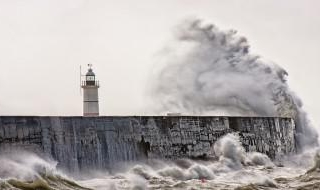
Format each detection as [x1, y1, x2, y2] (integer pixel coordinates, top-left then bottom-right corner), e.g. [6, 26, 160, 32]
[86, 76, 95, 81]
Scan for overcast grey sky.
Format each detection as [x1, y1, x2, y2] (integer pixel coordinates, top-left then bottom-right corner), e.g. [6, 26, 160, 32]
[0, 0, 319, 126]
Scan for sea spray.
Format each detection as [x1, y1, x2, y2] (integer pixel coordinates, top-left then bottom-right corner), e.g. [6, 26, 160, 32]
[79, 133, 279, 189]
[213, 133, 274, 168]
[214, 133, 246, 169]
[0, 151, 90, 190]
[148, 18, 318, 150]
[2, 135, 316, 189]
[0, 151, 57, 180]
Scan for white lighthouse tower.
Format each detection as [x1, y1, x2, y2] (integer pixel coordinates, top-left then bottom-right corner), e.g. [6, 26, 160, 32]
[81, 64, 100, 116]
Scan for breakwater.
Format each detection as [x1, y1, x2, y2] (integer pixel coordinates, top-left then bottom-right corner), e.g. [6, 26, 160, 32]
[0, 116, 295, 172]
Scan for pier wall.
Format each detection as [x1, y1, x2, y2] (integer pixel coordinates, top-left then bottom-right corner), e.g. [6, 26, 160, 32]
[0, 116, 295, 172]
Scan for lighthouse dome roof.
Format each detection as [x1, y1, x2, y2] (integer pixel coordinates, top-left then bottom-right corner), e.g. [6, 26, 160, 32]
[86, 68, 95, 76]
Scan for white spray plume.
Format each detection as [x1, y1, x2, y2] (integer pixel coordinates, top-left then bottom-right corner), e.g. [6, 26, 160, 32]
[214, 133, 274, 168]
[80, 134, 280, 189]
[148, 18, 317, 150]
[214, 133, 246, 169]
[0, 151, 57, 180]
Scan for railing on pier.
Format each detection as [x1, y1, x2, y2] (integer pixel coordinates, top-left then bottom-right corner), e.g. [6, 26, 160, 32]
[81, 80, 100, 87]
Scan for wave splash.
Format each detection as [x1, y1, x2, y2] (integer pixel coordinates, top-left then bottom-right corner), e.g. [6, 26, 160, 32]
[148, 18, 318, 150]
[79, 133, 295, 189]
[0, 151, 90, 190]
[1, 134, 319, 190]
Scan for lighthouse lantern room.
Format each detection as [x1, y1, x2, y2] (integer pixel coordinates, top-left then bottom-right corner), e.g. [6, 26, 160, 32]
[81, 64, 100, 116]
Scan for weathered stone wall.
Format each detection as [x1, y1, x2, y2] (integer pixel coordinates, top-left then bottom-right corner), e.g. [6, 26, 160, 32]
[0, 116, 295, 172]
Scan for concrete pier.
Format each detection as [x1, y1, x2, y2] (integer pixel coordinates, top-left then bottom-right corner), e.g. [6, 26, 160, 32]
[0, 116, 295, 172]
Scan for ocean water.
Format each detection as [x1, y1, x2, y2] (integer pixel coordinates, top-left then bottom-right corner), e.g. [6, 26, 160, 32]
[1, 134, 320, 190]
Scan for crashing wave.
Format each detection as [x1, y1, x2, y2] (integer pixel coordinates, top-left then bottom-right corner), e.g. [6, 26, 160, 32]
[0, 152, 90, 190]
[148, 18, 318, 150]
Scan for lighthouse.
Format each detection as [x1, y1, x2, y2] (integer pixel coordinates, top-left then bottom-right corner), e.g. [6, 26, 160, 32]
[81, 64, 100, 116]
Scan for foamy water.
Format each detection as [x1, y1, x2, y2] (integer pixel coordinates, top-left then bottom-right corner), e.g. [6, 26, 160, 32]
[78, 134, 320, 190]
[1, 134, 319, 190]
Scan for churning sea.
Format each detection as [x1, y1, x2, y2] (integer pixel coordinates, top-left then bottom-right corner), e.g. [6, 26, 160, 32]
[1, 133, 320, 190]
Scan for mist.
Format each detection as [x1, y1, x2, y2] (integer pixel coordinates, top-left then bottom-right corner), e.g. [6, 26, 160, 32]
[148, 18, 318, 150]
